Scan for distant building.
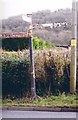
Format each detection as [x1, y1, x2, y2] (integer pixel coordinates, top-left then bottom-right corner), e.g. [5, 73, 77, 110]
[41, 22, 67, 29]
[42, 23, 53, 29]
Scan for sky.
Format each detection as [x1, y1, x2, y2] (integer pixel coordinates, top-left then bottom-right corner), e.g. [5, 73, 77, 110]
[0, 0, 77, 20]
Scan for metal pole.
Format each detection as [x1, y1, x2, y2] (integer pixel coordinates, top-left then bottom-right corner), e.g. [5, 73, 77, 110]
[70, 0, 77, 94]
[28, 14, 36, 97]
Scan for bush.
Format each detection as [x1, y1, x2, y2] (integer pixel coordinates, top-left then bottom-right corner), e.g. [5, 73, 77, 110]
[33, 37, 55, 50]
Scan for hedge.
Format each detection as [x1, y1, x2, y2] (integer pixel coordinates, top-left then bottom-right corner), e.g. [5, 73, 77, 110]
[2, 37, 55, 51]
[1, 48, 78, 97]
[2, 38, 29, 51]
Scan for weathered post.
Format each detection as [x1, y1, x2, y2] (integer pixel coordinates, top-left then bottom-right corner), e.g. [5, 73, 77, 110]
[28, 18, 36, 97]
[22, 13, 36, 98]
[70, 0, 77, 94]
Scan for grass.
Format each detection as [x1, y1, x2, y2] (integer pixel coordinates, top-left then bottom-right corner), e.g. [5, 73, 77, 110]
[2, 95, 78, 107]
[0, 99, 2, 106]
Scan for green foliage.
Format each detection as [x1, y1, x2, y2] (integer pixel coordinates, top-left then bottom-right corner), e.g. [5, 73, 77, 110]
[33, 37, 46, 50]
[38, 39, 46, 50]
[33, 37, 55, 50]
[33, 37, 40, 49]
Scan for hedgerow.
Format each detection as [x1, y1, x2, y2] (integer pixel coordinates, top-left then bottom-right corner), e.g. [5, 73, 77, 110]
[1, 48, 78, 97]
[2, 37, 55, 51]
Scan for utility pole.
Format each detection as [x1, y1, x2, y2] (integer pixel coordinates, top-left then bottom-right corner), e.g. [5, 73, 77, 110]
[70, 0, 77, 94]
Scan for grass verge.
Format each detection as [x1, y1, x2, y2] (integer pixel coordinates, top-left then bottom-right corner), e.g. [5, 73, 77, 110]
[2, 95, 78, 107]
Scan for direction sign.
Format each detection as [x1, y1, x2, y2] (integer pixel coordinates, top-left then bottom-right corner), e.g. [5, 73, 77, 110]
[22, 14, 32, 23]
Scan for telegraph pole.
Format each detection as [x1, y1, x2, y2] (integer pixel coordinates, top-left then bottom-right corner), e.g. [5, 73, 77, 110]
[70, 0, 77, 94]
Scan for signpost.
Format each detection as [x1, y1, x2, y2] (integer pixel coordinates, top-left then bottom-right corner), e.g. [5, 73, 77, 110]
[22, 13, 36, 98]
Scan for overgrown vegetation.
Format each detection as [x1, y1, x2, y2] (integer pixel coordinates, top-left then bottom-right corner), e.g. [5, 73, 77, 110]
[1, 48, 75, 98]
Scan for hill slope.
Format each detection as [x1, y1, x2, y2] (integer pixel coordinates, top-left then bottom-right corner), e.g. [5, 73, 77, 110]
[1, 8, 78, 46]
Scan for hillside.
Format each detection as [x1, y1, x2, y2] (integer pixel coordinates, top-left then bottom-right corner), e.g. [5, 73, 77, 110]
[1, 9, 72, 32]
[0, 8, 78, 46]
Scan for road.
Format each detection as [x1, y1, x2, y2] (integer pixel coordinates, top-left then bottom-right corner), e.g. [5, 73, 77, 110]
[0, 110, 2, 120]
[2, 110, 77, 119]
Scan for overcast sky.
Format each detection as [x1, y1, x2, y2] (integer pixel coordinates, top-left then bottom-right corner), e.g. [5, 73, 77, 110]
[0, 0, 77, 20]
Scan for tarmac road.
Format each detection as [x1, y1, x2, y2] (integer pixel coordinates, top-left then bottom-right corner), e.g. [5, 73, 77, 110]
[2, 110, 77, 119]
[0, 110, 2, 120]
